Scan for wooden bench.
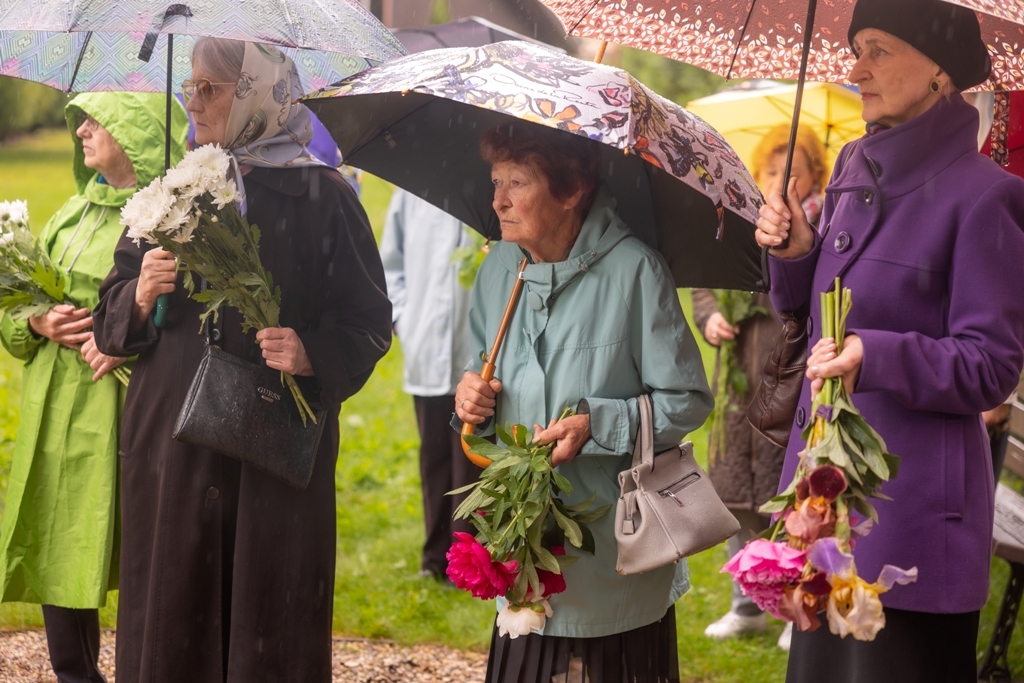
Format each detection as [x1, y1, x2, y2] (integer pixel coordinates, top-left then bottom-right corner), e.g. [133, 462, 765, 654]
[979, 375, 1024, 682]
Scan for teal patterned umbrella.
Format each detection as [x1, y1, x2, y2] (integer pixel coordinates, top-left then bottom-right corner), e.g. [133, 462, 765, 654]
[0, 0, 404, 94]
[305, 41, 766, 291]
[0, 0, 405, 325]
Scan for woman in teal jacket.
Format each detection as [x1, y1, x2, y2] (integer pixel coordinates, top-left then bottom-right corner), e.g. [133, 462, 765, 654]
[456, 126, 713, 682]
[0, 92, 186, 682]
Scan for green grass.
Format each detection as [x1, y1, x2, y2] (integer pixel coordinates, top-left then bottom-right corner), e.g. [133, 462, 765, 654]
[0, 128, 1022, 681]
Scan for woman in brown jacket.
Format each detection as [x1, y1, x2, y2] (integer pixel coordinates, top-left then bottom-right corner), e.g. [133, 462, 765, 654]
[693, 124, 826, 649]
[93, 39, 391, 683]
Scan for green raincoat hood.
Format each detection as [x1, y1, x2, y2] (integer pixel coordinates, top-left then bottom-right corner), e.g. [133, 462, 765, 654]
[64, 92, 188, 206]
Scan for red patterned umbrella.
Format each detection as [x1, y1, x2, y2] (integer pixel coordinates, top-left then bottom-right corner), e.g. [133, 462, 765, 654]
[542, 0, 1024, 90]
[544, 0, 1024, 231]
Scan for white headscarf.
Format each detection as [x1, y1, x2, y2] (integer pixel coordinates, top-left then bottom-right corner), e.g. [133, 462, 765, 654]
[223, 43, 326, 212]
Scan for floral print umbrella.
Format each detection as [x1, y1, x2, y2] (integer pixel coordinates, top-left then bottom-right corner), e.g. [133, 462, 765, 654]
[305, 41, 766, 291]
[542, 0, 1024, 91]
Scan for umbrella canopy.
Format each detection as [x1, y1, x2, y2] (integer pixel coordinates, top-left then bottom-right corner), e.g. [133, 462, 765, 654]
[0, 0, 405, 93]
[687, 81, 863, 175]
[304, 41, 766, 291]
[542, 0, 1024, 90]
[393, 15, 562, 53]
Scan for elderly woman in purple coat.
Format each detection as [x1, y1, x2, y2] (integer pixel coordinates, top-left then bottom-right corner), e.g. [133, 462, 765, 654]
[756, 0, 1024, 681]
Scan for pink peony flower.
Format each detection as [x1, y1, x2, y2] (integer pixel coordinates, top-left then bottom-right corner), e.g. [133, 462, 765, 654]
[536, 547, 567, 598]
[722, 539, 806, 619]
[446, 532, 518, 600]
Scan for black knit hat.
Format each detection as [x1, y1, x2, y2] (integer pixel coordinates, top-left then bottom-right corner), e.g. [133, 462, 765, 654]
[847, 0, 991, 90]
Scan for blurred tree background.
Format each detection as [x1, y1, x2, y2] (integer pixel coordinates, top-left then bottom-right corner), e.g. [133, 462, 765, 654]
[617, 46, 726, 106]
[0, 77, 70, 140]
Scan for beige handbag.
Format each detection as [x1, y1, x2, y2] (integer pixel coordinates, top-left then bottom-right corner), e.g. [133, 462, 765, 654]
[615, 395, 740, 575]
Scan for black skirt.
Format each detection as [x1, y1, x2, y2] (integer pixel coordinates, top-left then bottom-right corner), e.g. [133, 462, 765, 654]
[786, 607, 979, 683]
[485, 608, 679, 683]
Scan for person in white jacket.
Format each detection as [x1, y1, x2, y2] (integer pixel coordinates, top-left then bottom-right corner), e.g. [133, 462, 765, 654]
[380, 188, 478, 580]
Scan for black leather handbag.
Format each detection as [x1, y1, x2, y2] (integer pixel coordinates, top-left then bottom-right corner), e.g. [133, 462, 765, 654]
[172, 328, 327, 489]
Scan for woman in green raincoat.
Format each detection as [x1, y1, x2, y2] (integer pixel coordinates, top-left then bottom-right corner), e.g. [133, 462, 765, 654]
[0, 92, 186, 682]
[456, 125, 713, 682]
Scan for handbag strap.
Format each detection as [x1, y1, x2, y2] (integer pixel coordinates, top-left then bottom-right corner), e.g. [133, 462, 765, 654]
[631, 394, 656, 470]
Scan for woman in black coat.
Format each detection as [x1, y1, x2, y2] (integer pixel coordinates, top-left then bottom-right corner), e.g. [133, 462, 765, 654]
[93, 38, 391, 683]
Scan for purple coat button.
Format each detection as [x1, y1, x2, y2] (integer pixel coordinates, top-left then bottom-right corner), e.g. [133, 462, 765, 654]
[806, 317, 814, 337]
[796, 406, 807, 428]
[835, 232, 852, 253]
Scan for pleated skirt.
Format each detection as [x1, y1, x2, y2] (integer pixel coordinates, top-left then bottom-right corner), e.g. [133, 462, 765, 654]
[786, 607, 979, 683]
[485, 608, 679, 683]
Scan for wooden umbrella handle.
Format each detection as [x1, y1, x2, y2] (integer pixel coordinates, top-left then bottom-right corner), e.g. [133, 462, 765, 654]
[461, 257, 528, 467]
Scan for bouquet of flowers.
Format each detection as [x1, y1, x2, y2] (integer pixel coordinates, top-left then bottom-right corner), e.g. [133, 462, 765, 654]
[708, 290, 765, 464]
[0, 200, 129, 385]
[448, 412, 609, 638]
[722, 278, 917, 641]
[119, 144, 316, 424]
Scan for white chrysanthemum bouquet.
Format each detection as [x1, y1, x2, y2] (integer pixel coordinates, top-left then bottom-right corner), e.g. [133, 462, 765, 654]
[0, 200, 129, 385]
[120, 144, 317, 424]
[0, 200, 69, 317]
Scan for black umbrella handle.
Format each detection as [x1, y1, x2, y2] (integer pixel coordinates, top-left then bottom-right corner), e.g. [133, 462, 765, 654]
[777, 0, 817, 252]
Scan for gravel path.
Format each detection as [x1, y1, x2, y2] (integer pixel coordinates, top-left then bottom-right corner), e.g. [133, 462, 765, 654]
[0, 631, 487, 682]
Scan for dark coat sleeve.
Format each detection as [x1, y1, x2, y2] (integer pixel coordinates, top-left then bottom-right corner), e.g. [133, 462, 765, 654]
[93, 236, 160, 357]
[296, 176, 392, 408]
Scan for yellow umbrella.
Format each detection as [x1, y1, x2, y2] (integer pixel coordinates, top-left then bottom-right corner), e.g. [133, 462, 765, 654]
[687, 81, 864, 178]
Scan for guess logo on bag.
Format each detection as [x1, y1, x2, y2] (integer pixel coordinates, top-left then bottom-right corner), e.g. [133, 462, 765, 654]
[258, 386, 282, 403]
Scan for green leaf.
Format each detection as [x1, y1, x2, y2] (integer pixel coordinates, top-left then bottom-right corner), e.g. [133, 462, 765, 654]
[758, 497, 792, 514]
[883, 452, 901, 479]
[453, 487, 490, 519]
[579, 523, 596, 554]
[572, 503, 611, 525]
[447, 480, 482, 496]
[561, 492, 598, 513]
[850, 496, 879, 523]
[807, 427, 851, 470]
[551, 504, 583, 548]
[234, 272, 268, 287]
[551, 470, 573, 495]
[839, 416, 889, 480]
[556, 554, 579, 570]
[495, 423, 514, 446]
[463, 435, 508, 459]
[532, 544, 561, 573]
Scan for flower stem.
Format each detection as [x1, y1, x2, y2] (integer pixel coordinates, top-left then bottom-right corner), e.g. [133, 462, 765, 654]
[281, 371, 317, 426]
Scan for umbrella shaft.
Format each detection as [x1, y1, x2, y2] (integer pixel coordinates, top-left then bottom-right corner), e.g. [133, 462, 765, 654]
[461, 257, 528, 467]
[166, 33, 174, 172]
[779, 0, 817, 250]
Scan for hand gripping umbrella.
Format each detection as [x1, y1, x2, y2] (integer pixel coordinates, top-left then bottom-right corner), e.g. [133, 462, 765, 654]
[0, 0, 406, 323]
[303, 41, 766, 464]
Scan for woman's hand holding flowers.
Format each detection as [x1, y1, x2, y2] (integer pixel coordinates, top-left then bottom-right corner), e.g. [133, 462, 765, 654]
[703, 312, 738, 348]
[133, 248, 176, 326]
[256, 327, 313, 376]
[807, 335, 863, 396]
[756, 178, 816, 259]
[80, 336, 127, 381]
[29, 304, 93, 348]
[533, 413, 591, 466]
[456, 371, 503, 425]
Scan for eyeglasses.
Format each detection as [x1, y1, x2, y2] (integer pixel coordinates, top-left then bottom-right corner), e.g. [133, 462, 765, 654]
[76, 114, 99, 132]
[182, 78, 235, 102]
